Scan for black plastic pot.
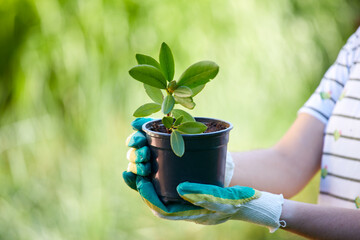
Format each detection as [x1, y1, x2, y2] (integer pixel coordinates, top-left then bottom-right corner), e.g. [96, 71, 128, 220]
[142, 117, 233, 204]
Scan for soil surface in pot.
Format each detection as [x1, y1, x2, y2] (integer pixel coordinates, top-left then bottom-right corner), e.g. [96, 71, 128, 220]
[148, 121, 228, 133]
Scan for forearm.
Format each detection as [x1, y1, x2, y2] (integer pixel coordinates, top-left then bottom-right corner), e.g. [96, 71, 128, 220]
[230, 148, 292, 195]
[230, 114, 325, 198]
[281, 199, 360, 239]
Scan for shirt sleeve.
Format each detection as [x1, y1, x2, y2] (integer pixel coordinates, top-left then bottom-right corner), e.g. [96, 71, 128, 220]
[298, 27, 360, 124]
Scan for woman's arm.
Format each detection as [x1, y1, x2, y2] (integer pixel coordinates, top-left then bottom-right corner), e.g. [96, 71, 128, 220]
[281, 199, 360, 239]
[230, 113, 325, 198]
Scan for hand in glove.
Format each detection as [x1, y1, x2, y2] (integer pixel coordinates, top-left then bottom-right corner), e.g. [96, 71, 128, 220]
[123, 118, 285, 232]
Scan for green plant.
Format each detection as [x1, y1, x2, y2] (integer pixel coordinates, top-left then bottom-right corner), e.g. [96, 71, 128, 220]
[129, 42, 219, 157]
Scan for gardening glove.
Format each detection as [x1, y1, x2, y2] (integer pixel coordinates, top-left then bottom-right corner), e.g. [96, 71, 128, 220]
[123, 117, 153, 191]
[123, 118, 284, 232]
[134, 177, 285, 232]
[122, 118, 212, 224]
[176, 182, 285, 232]
[123, 118, 235, 189]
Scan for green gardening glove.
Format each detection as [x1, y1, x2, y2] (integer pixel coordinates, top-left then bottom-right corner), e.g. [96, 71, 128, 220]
[177, 182, 285, 232]
[123, 118, 153, 191]
[134, 178, 285, 232]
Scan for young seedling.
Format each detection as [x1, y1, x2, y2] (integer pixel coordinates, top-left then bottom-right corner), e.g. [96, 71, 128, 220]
[129, 42, 219, 157]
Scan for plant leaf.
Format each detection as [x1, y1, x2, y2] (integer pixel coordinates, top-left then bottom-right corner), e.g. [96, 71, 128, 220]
[129, 65, 167, 89]
[159, 42, 175, 81]
[162, 95, 175, 114]
[174, 115, 184, 126]
[170, 130, 185, 157]
[133, 103, 161, 117]
[177, 122, 207, 134]
[144, 84, 163, 104]
[136, 54, 161, 69]
[167, 80, 177, 92]
[177, 61, 219, 88]
[191, 84, 205, 97]
[174, 95, 195, 109]
[162, 116, 174, 129]
[174, 86, 193, 97]
[172, 109, 195, 122]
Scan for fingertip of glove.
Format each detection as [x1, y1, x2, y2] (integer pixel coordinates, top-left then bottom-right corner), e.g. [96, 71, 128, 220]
[127, 131, 147, 148]
[131, 118, 154, 131]
[125, 133, 135, 146]
[176, 182, 192, 196]
[122, 171, 138, 191]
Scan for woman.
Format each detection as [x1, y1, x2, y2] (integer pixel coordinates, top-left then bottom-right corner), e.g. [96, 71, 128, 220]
[124, 27, 360, 239]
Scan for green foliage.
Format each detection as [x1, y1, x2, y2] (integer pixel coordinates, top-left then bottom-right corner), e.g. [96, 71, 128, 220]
[172, 109, 195, 123]
[129, 65, 167, 89]
[162, 116, 174, 129]
[133, 103, 161, 117]
[162, 95, 175, 114]
[136, 54, 161, 69]
[174, 115, 184, 126]
[170, 130, 185, 157]
[177, 61, 219, 88]
[159, 42, 175, 81]
[191, 84, 206, 97]
[174, 86, 193, 97]
[174, 95, 195, 109]
[129, 43, 219, 156]
[177, 122, 207, 134]
[167, 80, 177, 92]
[144, 84, 163, 104]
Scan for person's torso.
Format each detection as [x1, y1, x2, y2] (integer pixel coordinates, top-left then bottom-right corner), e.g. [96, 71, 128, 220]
[319, 63, 360, 209]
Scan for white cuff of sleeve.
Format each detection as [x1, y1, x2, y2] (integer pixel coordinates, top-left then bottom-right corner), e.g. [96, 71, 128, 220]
[297, 107, 328, 125]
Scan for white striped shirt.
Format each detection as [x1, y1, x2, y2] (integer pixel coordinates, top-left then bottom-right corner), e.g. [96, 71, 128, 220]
[298, 27, 360, 209]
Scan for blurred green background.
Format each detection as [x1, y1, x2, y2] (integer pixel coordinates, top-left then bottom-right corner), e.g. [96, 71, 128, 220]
[0, 0, 359, 239]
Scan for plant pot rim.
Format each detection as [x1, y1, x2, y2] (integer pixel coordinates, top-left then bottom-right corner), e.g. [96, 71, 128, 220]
[142, 117, 233, 138]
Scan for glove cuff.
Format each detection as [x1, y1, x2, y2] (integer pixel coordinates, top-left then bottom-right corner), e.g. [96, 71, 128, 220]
[224, 152, 234, 187]
[233, 191, 285, 233]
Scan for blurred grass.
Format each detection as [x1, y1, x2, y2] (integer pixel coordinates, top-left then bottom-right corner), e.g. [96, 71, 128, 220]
[0, 0, 359, 239]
